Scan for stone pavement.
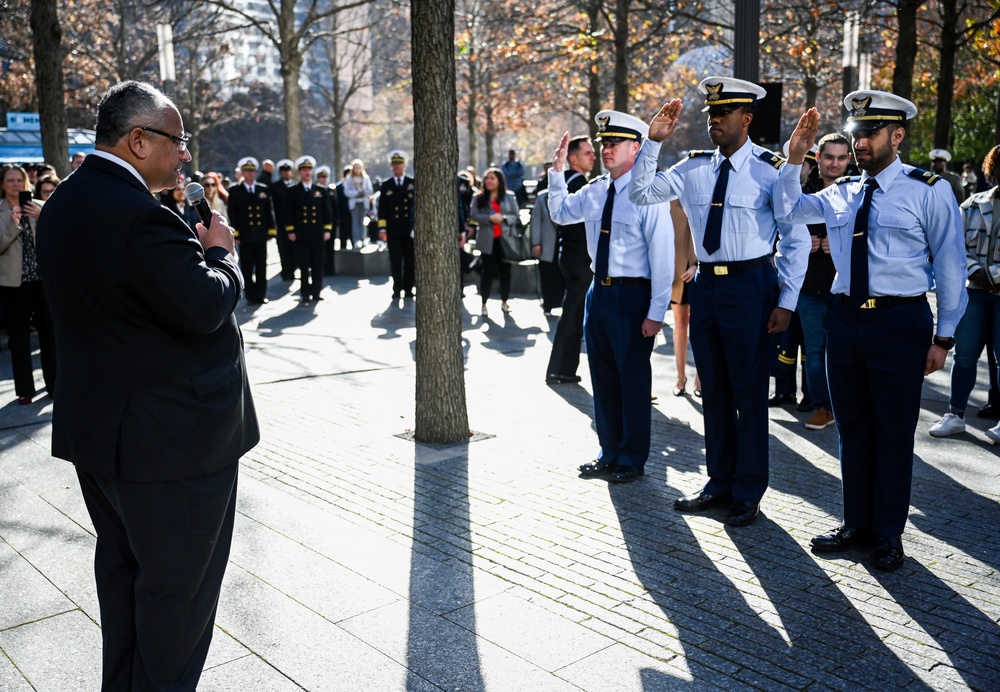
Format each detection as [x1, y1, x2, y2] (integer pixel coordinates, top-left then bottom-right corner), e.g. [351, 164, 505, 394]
[1, 260, 999, 691]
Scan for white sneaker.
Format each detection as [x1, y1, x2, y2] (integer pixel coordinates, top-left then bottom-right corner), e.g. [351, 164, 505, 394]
[929, 412, 966, 437]
[501, 301, 512, 313]
[481, 304, 488, 316]
[986, 422, 1000, 445]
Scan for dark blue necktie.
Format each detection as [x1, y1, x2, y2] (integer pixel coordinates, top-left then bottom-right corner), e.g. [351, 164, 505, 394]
[595, 182, 615, 284]
[850, 178, 879, 307]
[702, 158, 732, 255]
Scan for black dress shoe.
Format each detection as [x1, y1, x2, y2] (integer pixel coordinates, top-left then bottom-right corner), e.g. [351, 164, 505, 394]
[579, 460, 615, 477]
[726, 501, 759, 527]
[871, 536, 905, 571]
[608, 466, 643, 483]
[768, 393, 797, 407]
[978, 404, 1000, 420]
[546, 374, 582, 385]
[810, 524, 877, 553]
[673, 490, 732, 512]
[796, 400, 816, 413]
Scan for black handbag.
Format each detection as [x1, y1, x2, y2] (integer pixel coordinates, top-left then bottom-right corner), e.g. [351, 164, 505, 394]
[499, 217, 532, 263]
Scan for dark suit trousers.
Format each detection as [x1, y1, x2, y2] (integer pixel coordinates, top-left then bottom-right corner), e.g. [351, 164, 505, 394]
[689, 264, 776, 504]
[276, 232, 296, 280]
[826, 298, 931, 538]
[546, 238, 592, 378]
[0, 281, 56, 398]
[238, 242, 268, 303]
[295, 238, 325, 300]
[387, 232, 415, 295]
[77, 462, 239, 692]
[538, 259, 565, 313]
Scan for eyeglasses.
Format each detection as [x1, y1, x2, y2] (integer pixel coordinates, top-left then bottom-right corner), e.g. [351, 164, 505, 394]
[140, 127, 190, 150]
[203, 182, 217, 187]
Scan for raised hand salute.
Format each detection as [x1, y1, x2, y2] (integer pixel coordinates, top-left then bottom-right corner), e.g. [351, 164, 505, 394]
[647, 99, 683, 143]
[786, 107, 821, 164]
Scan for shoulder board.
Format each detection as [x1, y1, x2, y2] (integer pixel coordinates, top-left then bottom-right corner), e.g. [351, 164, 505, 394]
[835, 175, 861, 185]
[687, 150, 713, 158]
[757, 151, 785, 169]
[906, 168, 940, 185]
[586, 174, 610, 187]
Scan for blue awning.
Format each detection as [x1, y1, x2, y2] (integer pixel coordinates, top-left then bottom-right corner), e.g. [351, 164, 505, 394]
[0, 128, 96, 164]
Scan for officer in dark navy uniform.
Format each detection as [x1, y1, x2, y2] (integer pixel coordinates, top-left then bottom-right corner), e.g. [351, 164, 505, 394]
[227, 156, 277, 305]
[270, 158, 297, 281]
[286, 155, 333, 304]
[781, 91, 968, 570]
[378, 150, 416, 299]
[629, 77, 811, 526]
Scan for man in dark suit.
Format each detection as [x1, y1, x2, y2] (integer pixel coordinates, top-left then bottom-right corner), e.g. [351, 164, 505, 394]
[286, 155, 333, 304]
[35, 81, 259, 691]
[270, 158, 298, 281]
[377, 150, 416, 298]
[227, 156, 277, 305]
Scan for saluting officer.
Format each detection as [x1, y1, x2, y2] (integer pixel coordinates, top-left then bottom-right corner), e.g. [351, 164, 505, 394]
[548, 111, 675, 484]
[629, 77, 810, 526]
[286, 156, 333, 304]
[781, 92, 968, 570]
[378, 150, 416, 299]
[270, 158, 298, 281]
[227, 156, 277, 305]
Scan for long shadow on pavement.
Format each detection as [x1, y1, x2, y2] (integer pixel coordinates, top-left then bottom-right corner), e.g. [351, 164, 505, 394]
[405, 450, 486, 691]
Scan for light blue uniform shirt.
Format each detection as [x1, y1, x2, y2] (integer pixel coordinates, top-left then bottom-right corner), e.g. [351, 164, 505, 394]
[548, 168, 675, 322]
[776, 158, 968, 337]
[629, 138, 811, 311]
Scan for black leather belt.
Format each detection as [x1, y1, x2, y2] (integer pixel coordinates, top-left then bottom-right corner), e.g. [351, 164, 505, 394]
[838, 294, 926, 309]
[700, 256, 771, 276]
[597, 277, 651, 287]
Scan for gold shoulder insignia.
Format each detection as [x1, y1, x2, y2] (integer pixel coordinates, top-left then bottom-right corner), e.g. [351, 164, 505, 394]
[906, 168, 941, 185]
[688, 150, 713, 158]
[757, 151, 784, 169]
[835, 175, 861, 185]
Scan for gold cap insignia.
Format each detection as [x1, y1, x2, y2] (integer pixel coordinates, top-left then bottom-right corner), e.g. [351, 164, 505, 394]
[706, 83, 723, 101]
[851, 96, 871, 117]
[597, 116, 610, 132]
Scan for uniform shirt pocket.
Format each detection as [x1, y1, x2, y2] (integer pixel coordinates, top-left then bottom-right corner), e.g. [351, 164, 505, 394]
[876, 210, 925, 258]
[727, 194, 766, 233]
[687, 193, 712, 231]
[825, 217, 851, 257]
[611, 211, 640, 246]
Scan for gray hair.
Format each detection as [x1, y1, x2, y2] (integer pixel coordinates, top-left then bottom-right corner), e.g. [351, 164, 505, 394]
[95, 81, 175, 146]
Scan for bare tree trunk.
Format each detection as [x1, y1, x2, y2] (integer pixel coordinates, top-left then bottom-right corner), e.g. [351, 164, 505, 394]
[280, 0, 303, 159]
[587, 0, 602, 144]
[466, 61, 479, 171]
[892, 0, 924, 162]
[483, 78, 495, 167]
[411, 0, 469, 443]
[189, 136, 201, 174]
[933, 0, 958, 149]
[613, 0, 630, 111]
[995, 85, 1000, 146]
[30, 0, 69, 176]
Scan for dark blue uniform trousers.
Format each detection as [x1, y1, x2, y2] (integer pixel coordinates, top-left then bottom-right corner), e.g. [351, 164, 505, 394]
[584, 281, 655, 469]
[690, 264, 777, 503]
[826, 297, 932, 538]
[77, 463, 239, 691]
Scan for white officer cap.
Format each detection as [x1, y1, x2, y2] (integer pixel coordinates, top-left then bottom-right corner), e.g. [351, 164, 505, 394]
[389, 150, 407, 164]
[316, 165, 331, 177]
[237, 156, 259, 171]
[276, 158, 294, 170]
[929, 148, 952, 162]
[699, 77, 767, 113]
[594, 110, 649, 142]
[782, 140, 818, 162]
[295, 155, 316, 170]
[844, 90, 918, 132]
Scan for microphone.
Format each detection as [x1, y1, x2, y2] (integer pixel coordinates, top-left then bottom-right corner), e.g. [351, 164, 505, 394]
[185, 182, 214, 227]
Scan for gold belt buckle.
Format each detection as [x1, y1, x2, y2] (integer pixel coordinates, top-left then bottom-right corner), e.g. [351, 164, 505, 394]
[713, 265, 728, 276]
[860, 298, 877, 309]
[601, 277, 611, 286]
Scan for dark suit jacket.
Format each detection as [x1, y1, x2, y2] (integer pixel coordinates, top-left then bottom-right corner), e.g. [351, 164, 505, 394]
[36, 154, 260, 482]
[286, 183, 333, 241]
[377, 176, 415, 237]
[227, 182, 277, 244]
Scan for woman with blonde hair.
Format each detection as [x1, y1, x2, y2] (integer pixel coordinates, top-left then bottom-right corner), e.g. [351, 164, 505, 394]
[344, 159, 374, 248]
[0, 165, 56, 404]
[201, 172, 228, 221]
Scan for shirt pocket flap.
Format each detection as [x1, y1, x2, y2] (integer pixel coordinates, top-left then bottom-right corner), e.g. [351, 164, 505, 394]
[690, 193, 712, 206]
[613, 210, 640, 227]
[876, 211, 911, 228]
[728, 194, 766, 209]
[192, 362, 240, 398]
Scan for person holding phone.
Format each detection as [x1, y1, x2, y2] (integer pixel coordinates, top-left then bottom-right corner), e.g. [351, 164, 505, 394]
[0, 164, 56, 404]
